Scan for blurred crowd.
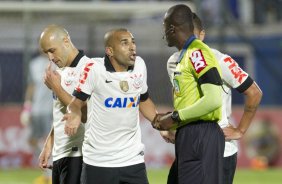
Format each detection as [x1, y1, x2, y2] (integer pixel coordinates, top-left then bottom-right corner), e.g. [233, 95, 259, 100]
[1, 0, 282, 25]
[198, 0, 282, 26]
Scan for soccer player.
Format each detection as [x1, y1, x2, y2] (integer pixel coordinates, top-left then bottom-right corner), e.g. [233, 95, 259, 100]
[164, 13, 263, 184]
[152, 4, 225, 184]
[38, 25, 90, 184]
[63, 28, 157, 184]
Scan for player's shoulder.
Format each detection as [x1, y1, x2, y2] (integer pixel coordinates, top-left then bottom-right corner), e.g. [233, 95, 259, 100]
[80, 55, 98, 64]
[168, 51, 180, 63]
[134, 56, 146, 67]
[211, 48, 227, 59]
[135, 56, 144, 63]
[75, 56, 98, 71]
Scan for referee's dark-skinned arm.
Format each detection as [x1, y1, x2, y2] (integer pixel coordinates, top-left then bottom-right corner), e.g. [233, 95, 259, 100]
[153, 73, 223, 130]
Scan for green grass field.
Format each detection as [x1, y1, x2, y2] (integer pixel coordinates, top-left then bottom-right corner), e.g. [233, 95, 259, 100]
[0, 168, 281, 184]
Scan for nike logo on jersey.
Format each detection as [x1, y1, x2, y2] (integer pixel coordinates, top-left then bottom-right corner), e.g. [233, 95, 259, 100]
[105, 79, 112, 83]
[224, 57, 247, 83]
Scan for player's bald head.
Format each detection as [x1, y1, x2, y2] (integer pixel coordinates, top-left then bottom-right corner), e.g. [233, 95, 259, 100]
[104, 28, 129, 47]
[39, 24, 70, 46]
[164, 4, 194, 32]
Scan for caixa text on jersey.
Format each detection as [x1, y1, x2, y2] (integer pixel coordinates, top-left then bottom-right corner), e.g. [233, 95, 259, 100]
[104, 96, 140, 108]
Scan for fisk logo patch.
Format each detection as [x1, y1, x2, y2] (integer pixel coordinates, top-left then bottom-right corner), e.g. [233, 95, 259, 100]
[105, 96, 140, 108]
[190, 50, 207, 73]
[76, 62, 94, 92]
[224, 57, 247, 83]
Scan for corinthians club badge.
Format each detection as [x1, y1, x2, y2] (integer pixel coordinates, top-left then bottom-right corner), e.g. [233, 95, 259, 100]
[120, 81, 129, 92]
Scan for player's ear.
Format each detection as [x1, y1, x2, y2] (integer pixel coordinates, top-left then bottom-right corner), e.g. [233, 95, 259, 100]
[105, 47, 113, 57]
[199, 30, 205, 41]
[63, 36, 70, 47]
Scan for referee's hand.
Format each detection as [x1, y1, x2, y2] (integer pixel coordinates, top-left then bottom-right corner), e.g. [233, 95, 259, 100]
[152, 112, 174, 130]
[62, 110, 81, 136]
[160, 130, 176, 144]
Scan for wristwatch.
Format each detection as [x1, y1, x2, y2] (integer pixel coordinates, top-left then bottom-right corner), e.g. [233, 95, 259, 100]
[171, 111, 181, 123]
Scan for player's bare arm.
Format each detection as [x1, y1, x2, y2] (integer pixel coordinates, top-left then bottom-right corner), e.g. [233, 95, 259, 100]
[139, 97, 158, 123]
[44, 62, 69, 105]
[62, 97, 86, 136]
[38, 126, 54, 170]
[44, 62, 88, 122]
[223, 82, 262, 140]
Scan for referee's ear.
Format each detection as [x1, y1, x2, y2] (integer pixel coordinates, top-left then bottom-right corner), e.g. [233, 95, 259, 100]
[105, 47, 113, 57]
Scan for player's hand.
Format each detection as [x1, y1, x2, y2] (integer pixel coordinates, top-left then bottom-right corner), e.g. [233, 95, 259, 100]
[160, 130, 176, 144]
[38, 146, 52, 170]
[62, 109, 81, 136]
[20, 101, 31, 126]
[44, 62, 61, 91]
[152, 112, 175, 130]
[20, 110, 31, 126]
[223, 123, 243, 141]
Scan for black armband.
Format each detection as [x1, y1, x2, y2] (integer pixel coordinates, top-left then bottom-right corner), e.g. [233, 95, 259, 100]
[236, 76, 254, 93]
[198, 67, 223, 86]
[140, 91, 149, 102]
[72, 90, 90, 101]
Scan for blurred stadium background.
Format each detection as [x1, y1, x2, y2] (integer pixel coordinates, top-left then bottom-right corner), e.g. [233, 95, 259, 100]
[0, 0, 282, 183]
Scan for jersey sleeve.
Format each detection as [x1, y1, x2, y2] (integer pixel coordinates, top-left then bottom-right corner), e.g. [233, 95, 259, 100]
[188, 45, 222, 85]
[167, 52, 180, 85]
[214, 49, 253, 92]
[139, 57, 148, 95]
[73, 60, 98, 101]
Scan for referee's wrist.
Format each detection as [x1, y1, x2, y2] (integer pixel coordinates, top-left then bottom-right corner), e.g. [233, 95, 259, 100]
[171, 111, 181, 123]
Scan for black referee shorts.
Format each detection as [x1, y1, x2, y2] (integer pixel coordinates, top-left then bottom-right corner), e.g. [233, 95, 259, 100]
[52, 156, 83, 184]
[81, 162, 149, 184]
[175, 121, 225, 184]
[167, 159, 178, 184]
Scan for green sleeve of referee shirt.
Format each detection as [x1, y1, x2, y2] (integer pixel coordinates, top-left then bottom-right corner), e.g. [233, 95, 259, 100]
[178, 83, 222, 122]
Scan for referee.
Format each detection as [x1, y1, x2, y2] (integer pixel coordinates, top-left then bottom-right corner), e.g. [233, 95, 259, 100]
[155, 4, 225, 184]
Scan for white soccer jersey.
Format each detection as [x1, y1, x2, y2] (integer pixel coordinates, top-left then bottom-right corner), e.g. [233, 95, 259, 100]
[74, 56, 148, 167]
[52, 51, 89, 161]
[167, 49, 252, 157]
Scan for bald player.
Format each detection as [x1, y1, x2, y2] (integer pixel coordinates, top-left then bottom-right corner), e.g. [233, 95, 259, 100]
[38, 24, 90, 184]
[62, 28, 158, 184]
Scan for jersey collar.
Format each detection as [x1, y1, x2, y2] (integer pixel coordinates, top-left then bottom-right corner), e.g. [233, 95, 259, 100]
[69, 50, 84, 68]
[104, 55, 134, 72]
[177, 35, 196, 64]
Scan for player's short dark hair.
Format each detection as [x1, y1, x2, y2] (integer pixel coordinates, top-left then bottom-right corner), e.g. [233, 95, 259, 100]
[192, 13, 204, 31]
[104, 28, 129, 47]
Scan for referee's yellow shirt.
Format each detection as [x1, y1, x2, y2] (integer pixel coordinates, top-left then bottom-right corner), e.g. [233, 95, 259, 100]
[173, 39, 222, 128]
